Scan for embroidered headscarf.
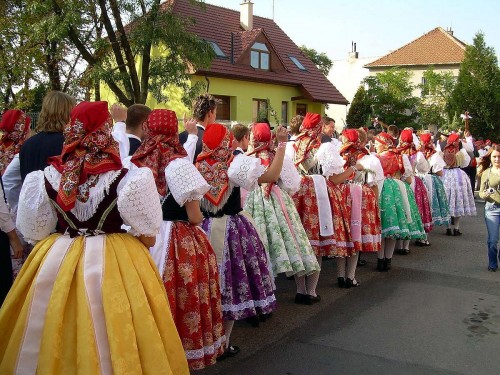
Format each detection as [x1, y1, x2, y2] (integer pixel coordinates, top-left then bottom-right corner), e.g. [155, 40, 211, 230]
[50, 101, 122, 211]
[374, 132, 403, 176]
[196, 123, 234, 207]
[374, 132, 396, 149]
[293, 112, 322, 167]
[131, 109, 186, 196]
[339, 129, 368, 168]
[247, 123, 274, 197]
[419, 133, 436, 159]
[0, 110, 31, 175]
[397, 129, 417, 155]
[443, 133, 460, 167]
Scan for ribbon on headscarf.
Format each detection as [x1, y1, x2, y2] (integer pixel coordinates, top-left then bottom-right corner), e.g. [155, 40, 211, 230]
[131, 109, 186, 196]
[247, 123, 275, 198]
[196, 123, 234, 207]
[443, 133, 460, 167]
[419, 133, 436, 159]
[0, 109, 31, 175]
[293, 112, 322, 167]
[49, 101, 122, 211]
[339, 129, 368, 169]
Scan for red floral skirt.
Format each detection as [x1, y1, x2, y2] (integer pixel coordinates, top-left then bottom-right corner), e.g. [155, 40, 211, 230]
[292, 176, 354, 257]
[359, 184, 381, 252]
[163, 222, 225, 370]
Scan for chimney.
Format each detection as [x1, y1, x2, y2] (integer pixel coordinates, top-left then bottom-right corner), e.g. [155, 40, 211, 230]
[446, 27, 454, 36]
[240, 1, 254, 31]
[348, 41, 359, 61]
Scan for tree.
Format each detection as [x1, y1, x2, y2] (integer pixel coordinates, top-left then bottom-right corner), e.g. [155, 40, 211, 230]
[363, 68, 418, 127]
[346, 85, 371, 128]
[299, 46, 333, 76]
[448, 32, 500, 140]
[416, 68, 456, 130]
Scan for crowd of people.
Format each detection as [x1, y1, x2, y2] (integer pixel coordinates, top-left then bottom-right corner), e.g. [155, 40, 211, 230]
[0, 91, 498, 373]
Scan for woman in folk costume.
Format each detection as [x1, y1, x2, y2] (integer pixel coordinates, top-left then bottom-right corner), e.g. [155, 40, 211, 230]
[396, 129, 433, 252]
[338, 129, 383, 287]
[418, 133, 451, 228]
[243, 123, 320, 283]
[374, 132, 425, 271]
[130, 109, 225, 370]
[197, 123, 278, 357]
[287, 113, 359, 302]
[0, 101, 189, 374]
[0, 110, 31, 175]
[441, 133, 477, 236]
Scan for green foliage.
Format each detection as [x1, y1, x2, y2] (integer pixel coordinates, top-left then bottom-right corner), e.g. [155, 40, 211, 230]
[346, 85, 371, 128]
[416, 68, 456, 130]
[363, 68, 418, 128]
[299, 45, 333, 76]
[448, 32, 500, 140]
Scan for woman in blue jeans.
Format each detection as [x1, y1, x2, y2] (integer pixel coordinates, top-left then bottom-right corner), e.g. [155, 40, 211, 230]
[478, 145, 500, 271]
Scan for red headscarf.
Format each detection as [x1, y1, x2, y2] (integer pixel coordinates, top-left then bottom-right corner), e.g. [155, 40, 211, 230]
[293, 112, 322, 167]
[196, 123, 234, 206]
[397, 129, 416, 155]
[374, 132, 404, 176]
[443, 133, 460, 167]
[247, 123, 274, 197]
[339, 129, 368, 168]
[131, 109, 186, 196]
[0, 110, 31, 175]
[419, 133, 436, 159]
[374, 132, 396, 149]
[50, 101, 122, 211]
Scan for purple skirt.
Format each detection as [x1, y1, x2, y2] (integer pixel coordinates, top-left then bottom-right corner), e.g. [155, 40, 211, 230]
[202, 213, 276, 321]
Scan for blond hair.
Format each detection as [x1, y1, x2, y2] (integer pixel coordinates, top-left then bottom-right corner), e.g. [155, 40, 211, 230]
[36, 91, 76, 133]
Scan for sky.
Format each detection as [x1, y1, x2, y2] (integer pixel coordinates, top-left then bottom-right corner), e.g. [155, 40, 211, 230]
[204, 0, 500, 61]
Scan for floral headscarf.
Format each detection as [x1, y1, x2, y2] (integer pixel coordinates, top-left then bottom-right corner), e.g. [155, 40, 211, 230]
[247, 123, 274, 197]
[443, 133, 460, 167]
[419, 133, 436, 159]
[397, 129, 417, 156]
[339, 129, 368, 168]
[0, 109, 31, 175]
[293, 112, 322, 167]
[196, 123, 234, 207]
[50, 101, 122, 211]
[131, 109, 186, 196]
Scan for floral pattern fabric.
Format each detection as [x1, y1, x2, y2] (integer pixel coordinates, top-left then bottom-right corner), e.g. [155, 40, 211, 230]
[422, 174, 450, 225]
[244, 184, 320, 277]
[441, 168, 477, 217]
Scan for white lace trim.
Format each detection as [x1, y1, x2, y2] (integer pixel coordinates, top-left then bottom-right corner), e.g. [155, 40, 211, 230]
[221, 294, 276, 313]
[316, 142, 345, 177]
[165, 159, 209, 206]
[310, 239, 336, 246]
[361, 234, 382, 243]
[278, 156, 301, 194]
[185, 335, 226, 360]
[44, 166, 123, 222]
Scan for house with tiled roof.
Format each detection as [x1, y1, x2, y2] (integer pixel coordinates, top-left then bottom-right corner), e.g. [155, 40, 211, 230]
[101, 0, 347, 124]
[364, 27, 467, 97]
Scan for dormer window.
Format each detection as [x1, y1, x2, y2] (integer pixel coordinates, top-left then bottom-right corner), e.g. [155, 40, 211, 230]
[250, 42, 269, 70]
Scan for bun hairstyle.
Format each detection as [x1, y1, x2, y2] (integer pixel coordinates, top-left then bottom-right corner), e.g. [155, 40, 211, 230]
[193, 93, 219, 121]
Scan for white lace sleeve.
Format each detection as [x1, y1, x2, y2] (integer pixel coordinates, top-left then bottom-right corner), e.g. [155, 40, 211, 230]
[165, 158, 209, 206]
[228, 154, 266, 191]
[3, 154, 22, 213]
[429, 153, 446, 173]
[182, 134, 198, 163]
[401, 154, 414, 179]
[278, 155, 301, 194]
[458, 148, 471, 168]
[117, 167, 162, 237]
[316, 142, 345, 177]
[415, 152, 431, 174]
[359, 154, 384, 186]
[16, 170, 58, 244]
[285, 141, 296, 161]
[112, 122, 130, 161]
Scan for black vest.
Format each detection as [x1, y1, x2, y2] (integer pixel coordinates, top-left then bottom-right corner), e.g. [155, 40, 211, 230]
[19, 132, 64, 182]
[128, 137, 142, 156]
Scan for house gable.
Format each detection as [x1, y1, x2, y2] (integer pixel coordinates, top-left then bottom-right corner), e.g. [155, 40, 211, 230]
[365, 27, 466, 69]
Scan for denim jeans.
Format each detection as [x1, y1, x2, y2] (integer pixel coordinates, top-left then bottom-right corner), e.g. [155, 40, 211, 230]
[485, 202, 500, 270]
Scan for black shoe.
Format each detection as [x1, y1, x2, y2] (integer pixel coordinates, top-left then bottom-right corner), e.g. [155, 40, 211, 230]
[446, 228, 453, 236]
[488, 267, 497, 272]
[345, 278, 360, 288]
[286, 275, 294, 280]
[217, 345, 240, 361]
[245, 315, 260, 327]
[259, 313, 272, 322]
[383, 258, 391, 271]
[308, 294, 321, 304]
[295, 293, 312, 305]
[337, 277, 346, 288]
[453, 229, 462, 236]
[415, 240, 425, 247]
[357, 258, 367, 266]
[377, 258, 385, 272]
[402, 249, 410, 255]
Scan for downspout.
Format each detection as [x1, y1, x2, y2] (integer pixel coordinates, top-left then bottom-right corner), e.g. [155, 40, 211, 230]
[205, 74, 210, 92]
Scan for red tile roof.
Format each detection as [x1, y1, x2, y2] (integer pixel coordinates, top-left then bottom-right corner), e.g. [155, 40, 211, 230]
[365, 27, 467, 68]
[169, 0, 348, 104]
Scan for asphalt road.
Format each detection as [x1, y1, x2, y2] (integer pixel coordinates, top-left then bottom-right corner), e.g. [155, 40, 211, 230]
[201, 199, 500, 375]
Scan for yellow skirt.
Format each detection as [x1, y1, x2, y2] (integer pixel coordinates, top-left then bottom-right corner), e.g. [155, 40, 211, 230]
[0, 233, 189, 375]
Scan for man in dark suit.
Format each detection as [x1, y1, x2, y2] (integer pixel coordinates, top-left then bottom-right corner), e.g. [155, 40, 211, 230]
[179, 93, 218, 162]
